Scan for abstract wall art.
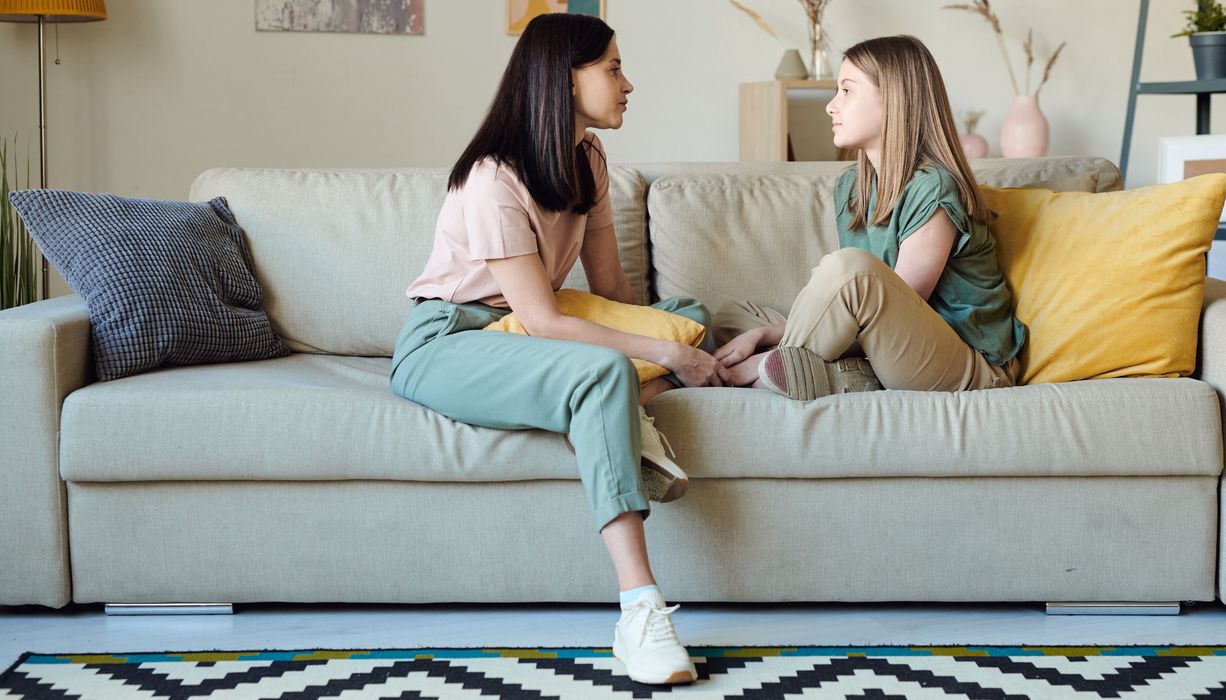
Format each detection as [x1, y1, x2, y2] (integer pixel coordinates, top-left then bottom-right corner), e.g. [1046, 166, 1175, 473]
[507, 0, 604, 35]
[256, 0, 424, 36]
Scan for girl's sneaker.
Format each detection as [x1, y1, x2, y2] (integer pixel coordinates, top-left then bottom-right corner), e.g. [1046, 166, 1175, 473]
[758, 347, 882, 401]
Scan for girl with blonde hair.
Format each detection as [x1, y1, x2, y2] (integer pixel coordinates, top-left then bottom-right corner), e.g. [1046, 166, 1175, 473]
[715, 34, 1026, 397]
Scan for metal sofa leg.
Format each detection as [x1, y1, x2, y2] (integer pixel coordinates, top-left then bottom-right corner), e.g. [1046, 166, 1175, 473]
[1045, 602, 1180, 615]
[104, 603, 234, 616]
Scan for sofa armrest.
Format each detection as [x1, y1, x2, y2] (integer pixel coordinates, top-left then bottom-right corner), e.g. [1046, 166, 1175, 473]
[0, 295, 92, 606]
[1199, 278, 1226, 446]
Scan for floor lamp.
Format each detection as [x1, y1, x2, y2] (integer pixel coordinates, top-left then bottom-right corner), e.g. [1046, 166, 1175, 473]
[0, 0, 107, 301]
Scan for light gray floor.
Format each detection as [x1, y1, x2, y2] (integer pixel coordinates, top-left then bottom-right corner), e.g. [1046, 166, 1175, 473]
[5, 602, 1226, 671]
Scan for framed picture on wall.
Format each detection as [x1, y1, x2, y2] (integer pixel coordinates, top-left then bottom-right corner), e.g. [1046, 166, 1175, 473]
[507, 0, 605, 35]
[256, 0, 424, 35]
[1158, 135, 1226, 279]
[1158, 134, 1226, 221]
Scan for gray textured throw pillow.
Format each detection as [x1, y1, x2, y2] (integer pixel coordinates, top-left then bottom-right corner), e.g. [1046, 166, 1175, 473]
[9, 189, 289, 381]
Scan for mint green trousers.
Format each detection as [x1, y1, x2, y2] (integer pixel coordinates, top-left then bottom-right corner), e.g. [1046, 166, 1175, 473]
[390, 296, 712, 530]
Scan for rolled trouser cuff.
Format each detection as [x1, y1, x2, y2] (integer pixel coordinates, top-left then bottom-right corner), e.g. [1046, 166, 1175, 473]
[594, 490, 651, 532]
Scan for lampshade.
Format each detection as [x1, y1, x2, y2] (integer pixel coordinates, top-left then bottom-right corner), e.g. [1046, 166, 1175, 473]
[0, 0, 106, 22]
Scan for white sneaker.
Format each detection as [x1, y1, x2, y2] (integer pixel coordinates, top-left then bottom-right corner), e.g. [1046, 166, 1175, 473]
[638, 407, 689, 502]
[613, 590, 697, 685]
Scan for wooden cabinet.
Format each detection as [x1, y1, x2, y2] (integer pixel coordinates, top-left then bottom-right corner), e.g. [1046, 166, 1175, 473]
[739, 79, 843, 161]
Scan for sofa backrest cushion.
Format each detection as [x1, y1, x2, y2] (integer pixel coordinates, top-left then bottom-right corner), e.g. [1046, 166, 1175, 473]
[646, 157, 1122, 316]
[189, 166, 648, 356]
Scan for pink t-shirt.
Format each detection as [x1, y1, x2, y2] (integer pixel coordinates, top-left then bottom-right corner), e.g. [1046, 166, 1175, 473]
[406, 133, 614, 308]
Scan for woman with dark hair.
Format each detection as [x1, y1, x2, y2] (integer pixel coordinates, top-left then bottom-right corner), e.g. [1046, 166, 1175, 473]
[389, 13, 719, 685]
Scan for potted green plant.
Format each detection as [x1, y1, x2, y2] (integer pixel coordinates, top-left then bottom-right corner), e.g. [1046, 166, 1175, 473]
[1, 133, 38, 310]
[1175, 0, 1226, 80]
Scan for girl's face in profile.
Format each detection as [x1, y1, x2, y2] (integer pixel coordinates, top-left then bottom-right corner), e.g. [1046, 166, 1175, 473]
[572, 39, 635, 132]
[826, 59, 884, 153]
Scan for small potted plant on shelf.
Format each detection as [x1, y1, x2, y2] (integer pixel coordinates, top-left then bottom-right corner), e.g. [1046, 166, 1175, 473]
[1175, 0, 1226, 80]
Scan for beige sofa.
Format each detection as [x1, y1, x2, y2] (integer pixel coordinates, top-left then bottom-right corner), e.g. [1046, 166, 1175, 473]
[4, 157, 1224, 610]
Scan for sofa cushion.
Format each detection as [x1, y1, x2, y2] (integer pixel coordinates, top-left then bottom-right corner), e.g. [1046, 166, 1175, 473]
[646, 379, 1222, 479]
[188, 166, 648, 357]
[484, 288, 706, 384]
[9, 190, 288, 381]
[648, 157, 1121, 312]
[984, 175, 1226, 385]
[59, 356, 1221, 481]
[60, 354, 578, 483]
[630, 156, 1123, 192]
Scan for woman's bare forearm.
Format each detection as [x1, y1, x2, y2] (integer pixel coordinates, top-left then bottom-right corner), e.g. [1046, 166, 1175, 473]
[533, 314, 682, 368]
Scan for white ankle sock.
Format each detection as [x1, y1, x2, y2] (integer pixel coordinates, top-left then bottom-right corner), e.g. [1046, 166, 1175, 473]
[619, 584, 662, 610]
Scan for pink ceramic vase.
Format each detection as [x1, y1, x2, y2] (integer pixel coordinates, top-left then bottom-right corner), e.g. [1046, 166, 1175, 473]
[1000, 96, 1049, 158]
[959, 132, 989, 159]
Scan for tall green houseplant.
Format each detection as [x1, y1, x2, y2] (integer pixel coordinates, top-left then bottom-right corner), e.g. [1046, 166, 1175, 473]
[0, 133, 38, 310]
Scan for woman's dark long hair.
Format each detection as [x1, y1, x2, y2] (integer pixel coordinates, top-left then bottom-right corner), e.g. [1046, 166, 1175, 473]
[448, 13, 613, 214]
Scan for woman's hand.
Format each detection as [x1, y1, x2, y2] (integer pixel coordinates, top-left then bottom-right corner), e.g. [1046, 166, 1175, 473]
[663, 342, 727, 387]
[714, 328, 765, 368]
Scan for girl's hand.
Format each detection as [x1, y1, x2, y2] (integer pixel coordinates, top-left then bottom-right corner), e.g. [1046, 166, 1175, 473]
[664, 342, 727, 387]
[714, 329, 764, 368]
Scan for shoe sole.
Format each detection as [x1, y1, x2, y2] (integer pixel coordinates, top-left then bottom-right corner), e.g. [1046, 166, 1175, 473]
[641, 460, 689, 503]
[577, 430, 689, 503]
[760, 347, 881, 401]
[613, 633, 698, 685]
[652, 670, 699, 684]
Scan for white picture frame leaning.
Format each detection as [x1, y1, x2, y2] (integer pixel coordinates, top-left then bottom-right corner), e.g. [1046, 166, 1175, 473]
[1157, 134, 1226, 222]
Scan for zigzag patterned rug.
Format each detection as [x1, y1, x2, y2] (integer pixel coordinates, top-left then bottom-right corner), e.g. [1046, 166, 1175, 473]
[3, 646, 1226, 699]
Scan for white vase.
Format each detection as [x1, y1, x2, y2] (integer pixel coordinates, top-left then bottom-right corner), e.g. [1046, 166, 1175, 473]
[1000, 96, 1049, 158]
[810, 41, 833, 80]
[808, 23, 833, 80]
[959, 132, 989, 159]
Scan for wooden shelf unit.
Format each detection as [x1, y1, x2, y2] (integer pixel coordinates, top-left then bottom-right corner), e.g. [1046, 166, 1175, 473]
[739, 79, 838, 161]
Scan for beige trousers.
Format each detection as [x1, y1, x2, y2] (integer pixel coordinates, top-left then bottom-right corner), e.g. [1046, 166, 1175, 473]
[715, 248, 1018, 392]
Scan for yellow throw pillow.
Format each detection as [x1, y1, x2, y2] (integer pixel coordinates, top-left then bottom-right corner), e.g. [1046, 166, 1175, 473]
[484, 289, 706, 385]
[982, 174, 1226, 384]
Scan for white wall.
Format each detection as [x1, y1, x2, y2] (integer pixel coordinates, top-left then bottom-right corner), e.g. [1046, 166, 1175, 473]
[0, 0, 1220, 295]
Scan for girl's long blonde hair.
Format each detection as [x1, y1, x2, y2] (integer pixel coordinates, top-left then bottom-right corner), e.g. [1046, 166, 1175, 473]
[844, 35, 992, 230]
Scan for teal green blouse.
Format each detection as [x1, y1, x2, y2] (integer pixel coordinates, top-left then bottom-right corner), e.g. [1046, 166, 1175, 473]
[834, 166, 1026, 366]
